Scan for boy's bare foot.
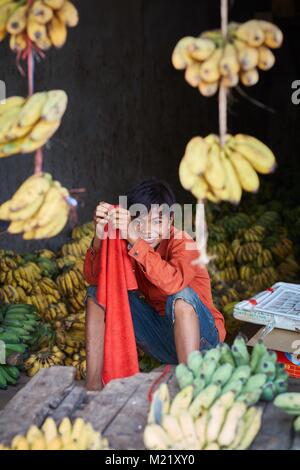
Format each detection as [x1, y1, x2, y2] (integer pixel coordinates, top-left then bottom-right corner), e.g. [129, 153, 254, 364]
[86, 381, 103, 392]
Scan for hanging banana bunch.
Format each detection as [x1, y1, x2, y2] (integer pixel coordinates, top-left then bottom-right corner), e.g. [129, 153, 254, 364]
[0, 172, 71, 239]
[0, 90, 67, 157]
[0, 0, 79, 53]
[179, 133, 276, 205]
[172, 20, 283, 96]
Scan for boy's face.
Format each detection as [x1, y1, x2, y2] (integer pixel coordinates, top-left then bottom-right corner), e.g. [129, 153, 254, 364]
[132, 207, 172, 249]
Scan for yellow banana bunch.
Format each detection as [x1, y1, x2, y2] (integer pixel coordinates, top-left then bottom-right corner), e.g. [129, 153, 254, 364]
[179, 133, 276, 204]
[24, 345, 65, 377]
[0, 172, 71, 239]
[172, 20, 283, 96]
[0, 0, 78, 54]
[144, 385, 262, 450]
[0, 90, 67, 158]
[0, 417, 109, 450]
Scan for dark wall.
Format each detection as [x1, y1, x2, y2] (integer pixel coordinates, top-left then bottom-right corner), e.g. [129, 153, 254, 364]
[1, 0, 299, 252]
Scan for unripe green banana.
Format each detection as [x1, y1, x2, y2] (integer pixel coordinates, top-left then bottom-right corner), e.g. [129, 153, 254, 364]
[229, 365, 251, 384]
[193, 377, 206, 397]
[187, 350, 203, 378]
[176, 363, 194, 389]
[274, 392, 300, 415]
[294, 415, 300, 433]
[236, 389, 262, 405]
[218, 342, 235, 367]
[231, 336, 250, 366]
[274, 377, 288, 395]
[199, 358, 219, 385]
[242, 373, 267, 393]
[204, 348, 221, 363]
[222, 379, 243, 395]
[250, 340, 268, 372]
[211, 363, 234, 387]
[256, 360, 276, 380]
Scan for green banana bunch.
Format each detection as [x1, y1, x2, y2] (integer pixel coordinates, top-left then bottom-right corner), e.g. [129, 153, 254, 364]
[0, 364, 20, 389]
[175, 335, 288, 405]
[274, 393, 300, 415]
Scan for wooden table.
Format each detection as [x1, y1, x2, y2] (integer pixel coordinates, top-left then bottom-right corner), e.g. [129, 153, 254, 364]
[0, 366, 299, 450]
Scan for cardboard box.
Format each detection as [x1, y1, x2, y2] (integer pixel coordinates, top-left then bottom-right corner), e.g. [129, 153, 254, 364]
[247, 328, 300, 378]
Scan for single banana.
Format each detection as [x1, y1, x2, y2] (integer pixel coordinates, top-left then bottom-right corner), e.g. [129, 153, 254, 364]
[226, 147, 260, 193]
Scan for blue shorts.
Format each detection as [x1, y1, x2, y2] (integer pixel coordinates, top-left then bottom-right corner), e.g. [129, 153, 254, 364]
[85, 285, 219, 364]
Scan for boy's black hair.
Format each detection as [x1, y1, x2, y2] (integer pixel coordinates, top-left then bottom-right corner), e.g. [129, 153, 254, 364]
[125, 177, 176, 215]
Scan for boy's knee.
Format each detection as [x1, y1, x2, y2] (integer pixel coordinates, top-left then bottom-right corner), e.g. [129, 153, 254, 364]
[173, 299, 197, 321]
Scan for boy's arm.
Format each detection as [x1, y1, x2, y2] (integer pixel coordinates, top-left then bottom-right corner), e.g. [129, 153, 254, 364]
[83, 237, 102, 285]
[128, 237, 199, 295]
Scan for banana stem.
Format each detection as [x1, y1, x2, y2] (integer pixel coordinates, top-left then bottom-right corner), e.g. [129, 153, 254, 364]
[219, 0, 228, 147]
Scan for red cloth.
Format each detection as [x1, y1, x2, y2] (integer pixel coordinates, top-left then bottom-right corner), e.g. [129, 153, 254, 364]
[96, 206, 139, 385]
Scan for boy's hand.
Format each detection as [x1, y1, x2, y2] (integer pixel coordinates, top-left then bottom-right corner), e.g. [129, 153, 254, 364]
[94, 202, 113, 239]
[108, 207, 139, 244]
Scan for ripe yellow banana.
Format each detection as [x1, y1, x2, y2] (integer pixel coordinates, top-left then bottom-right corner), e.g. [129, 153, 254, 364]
[184, 62, 201, 87]
[6, 4, 28, 34]
[189, 37, 215, 61]
[48, 15, 67, 47]
[18, 92, 48, 127]
[56, 1, 79, 27]
[199, 48, 223, 83]
[27, 14, 48, 42]
[44, 0, 65, 9]
[41, 90, 68, 122]
[222, 151, 242, 204]
[258, 20, 283, 48]
[0, 106, 20, 143]
[230, 134, 276, 174]
[0, 96, 25, 115]
[184, 136, 208, 175]
[235, 20, 265, 47]
[179, 158, 198, 190]
[257, 46, 275, 71]
[190, 175, 208, 200]
[219, 43, 240, 77]
[30, 118, 60, 141]
[172, 36, 195, 70]
[226, 147, 260, 193]
[198, 79, 218, 97]
[204, 142, 226, 190]
[30, 1, 53, 24]
[10, 173, 52, 210]
[240, 68, 259, 86]
[233, 39, 258, 71]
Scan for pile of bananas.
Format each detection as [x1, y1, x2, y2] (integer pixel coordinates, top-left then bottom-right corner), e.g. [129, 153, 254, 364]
[0, 303, 40, 388]
[0, 416, 109, 450]
[64, 346, 86, 380]
[0, 172, 70, 239]
[172, 20, 283, 96]
[144, 383, 262, 450]
[179, 133, 276, 204]
[0, 91, 67, 157]
[0, 0, 78, 53]
[205, 203, 299, 335]
[274, 393, 300, 433]
[176, 336, 288, 404]
[24, 344, 65, 376]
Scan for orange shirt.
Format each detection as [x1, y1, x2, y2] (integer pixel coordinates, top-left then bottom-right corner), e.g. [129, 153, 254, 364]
[83, 225, 226, 342]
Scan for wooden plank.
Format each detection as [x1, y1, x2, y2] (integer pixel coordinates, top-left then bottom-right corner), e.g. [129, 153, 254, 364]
[103, 371, 165, 450]
[73, 373, 144, 433]
[0, 366, 75, 445]
[49, 385, 87, 423]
